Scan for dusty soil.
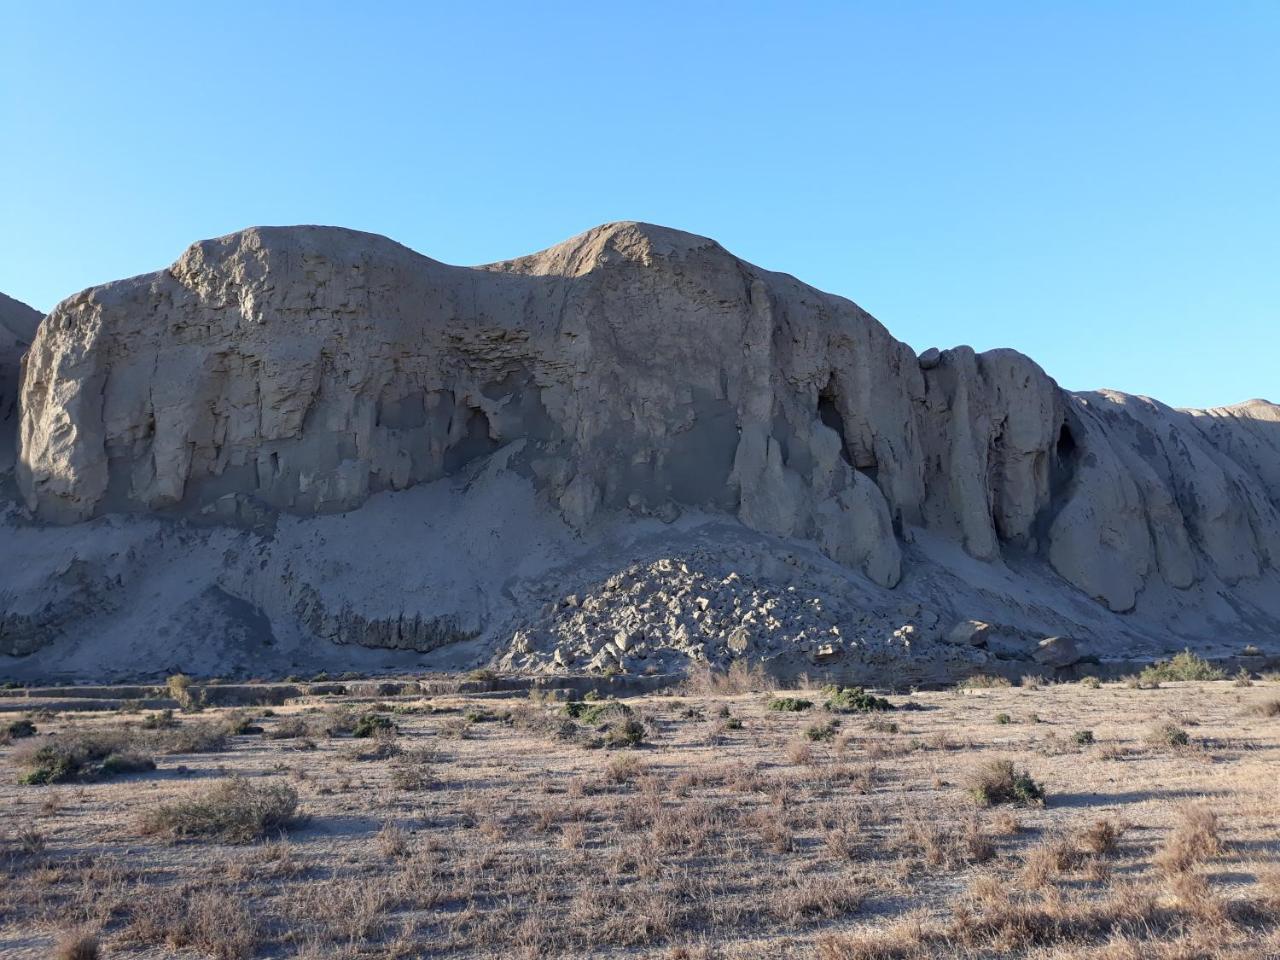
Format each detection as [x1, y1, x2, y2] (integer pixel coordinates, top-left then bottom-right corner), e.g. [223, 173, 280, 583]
[2, 675, 1278, 959]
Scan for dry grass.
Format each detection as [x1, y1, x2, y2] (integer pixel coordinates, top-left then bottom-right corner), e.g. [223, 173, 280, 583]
[2, 675, 1278, 958]
[140, 777, 299, 843]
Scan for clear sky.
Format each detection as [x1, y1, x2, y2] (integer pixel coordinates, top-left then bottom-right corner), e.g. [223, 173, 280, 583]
[2, 2, 1276, 408]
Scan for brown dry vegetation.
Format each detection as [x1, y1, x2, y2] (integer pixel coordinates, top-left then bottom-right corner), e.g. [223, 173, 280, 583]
[1, 676, 1278, 958]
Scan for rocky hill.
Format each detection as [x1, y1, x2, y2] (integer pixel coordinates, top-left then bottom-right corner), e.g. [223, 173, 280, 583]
[3, 223, 1277, 681]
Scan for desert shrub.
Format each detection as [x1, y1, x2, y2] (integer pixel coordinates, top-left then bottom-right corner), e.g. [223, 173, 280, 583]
[16, 729, 154, 784]
[1146, 722, 1190, 748]
[1073, 729, 1095, 745]
[1139, 650, 1225, 685]
[1020, 675, 1046, 689]
[601, 717, 647, 749]
[683, 659, 770, 696]
[1079, 675, 1102, 689]
[166, 674, 203, 712]
[606, 752, 643, 782]
[262, 716, 311, 740]
[347, 728, 400, 760]
[318, 705, 359, 736]
[767, 697, 813, 712]
[140, 710, 178, 730]
[352, 713, 397, 738]
[868, 718, 899, 734]
[805, 719, 840, 741]
[723, 717, 744, 730]
[565, 700, 632, 725]
[141, 777, 298, 842]
[1, 718, 37, 743]
[1079, 817, 1124, 855]
[967, 759, 1045, 807]
[1234, 668, 1254, 687]
[1250, 699, 1280, 718]
[958, 674, 1011, 690]
[154, 721, 229, 754]
[222, 711, 262, 735]
[99, 751, 157, 776]
[785, 738, 815, 765]
[1155, 805, 1221, 876]
[995, 713, 1012, 725]
[823, 686, 893, 713]
[55, 929, 100, 960]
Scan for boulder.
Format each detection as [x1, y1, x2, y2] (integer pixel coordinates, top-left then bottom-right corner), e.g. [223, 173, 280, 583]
[1032, 636, 1084, 669]
[946, 620, 992, 647]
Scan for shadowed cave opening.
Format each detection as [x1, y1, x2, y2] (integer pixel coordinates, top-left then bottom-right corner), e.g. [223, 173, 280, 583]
[818, 377, 853, 469]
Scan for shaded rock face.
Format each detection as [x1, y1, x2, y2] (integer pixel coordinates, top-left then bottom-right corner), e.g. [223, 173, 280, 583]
[12, 221, 1280, 636]
[1, 291, 44, 477]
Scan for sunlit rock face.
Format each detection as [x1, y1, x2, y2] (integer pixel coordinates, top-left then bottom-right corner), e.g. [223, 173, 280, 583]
[10, 222, 1280, 672]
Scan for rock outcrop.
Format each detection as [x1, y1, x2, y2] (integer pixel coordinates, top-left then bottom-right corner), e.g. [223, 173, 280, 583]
[1, 291, 43, 477]
[4, 223, 1279, 679]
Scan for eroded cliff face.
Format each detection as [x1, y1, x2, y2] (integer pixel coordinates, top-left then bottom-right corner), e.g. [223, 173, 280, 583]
[6, 223, 1280, 675]
[1, 292, 43, 478]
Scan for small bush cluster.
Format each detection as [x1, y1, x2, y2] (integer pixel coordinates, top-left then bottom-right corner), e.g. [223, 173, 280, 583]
[967, 759, 1045, 807]
[1073, 729, 1095, 746]
[564, 700, 632, 725]
[1146, 722, 1191, 748]
[804, 719, 840, 741]
[563, 700, 645, 748]
[767, 697, 813, 712]
[823, 686, 893, 713]
[16, 730, 155, 785]
[352, 713, 397, 738]
[1137, 650, 1225, 686]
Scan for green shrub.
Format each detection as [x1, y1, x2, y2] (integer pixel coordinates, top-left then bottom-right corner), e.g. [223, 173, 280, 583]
[565, 700, 632, 725]
[823, 686, 893, 713]
[967, 759, 1045, 807]
[352, 713, 397, 738]
[995, 713, 1012, 725]
[141, 777, 298, 842]
[1138, 650, 1225, 685]
[16, 730, 154, 785]
[868, 718, 899, 734]
[805, 720, 839, 741]
[767, 697, 813, 712]
[1079, 676, 1102, 689]
[1073, 730, 1095, 746]
[601, 718, 647, 749]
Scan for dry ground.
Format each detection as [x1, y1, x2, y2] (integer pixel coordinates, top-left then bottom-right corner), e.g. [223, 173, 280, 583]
[2, 674, 1279, 959]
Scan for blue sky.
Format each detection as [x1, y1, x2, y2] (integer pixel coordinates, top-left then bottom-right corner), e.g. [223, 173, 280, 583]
[2, 2, 1276, 408]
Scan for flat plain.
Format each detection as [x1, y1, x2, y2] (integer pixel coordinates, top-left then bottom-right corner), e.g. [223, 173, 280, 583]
[2, 671, 1278, 959]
